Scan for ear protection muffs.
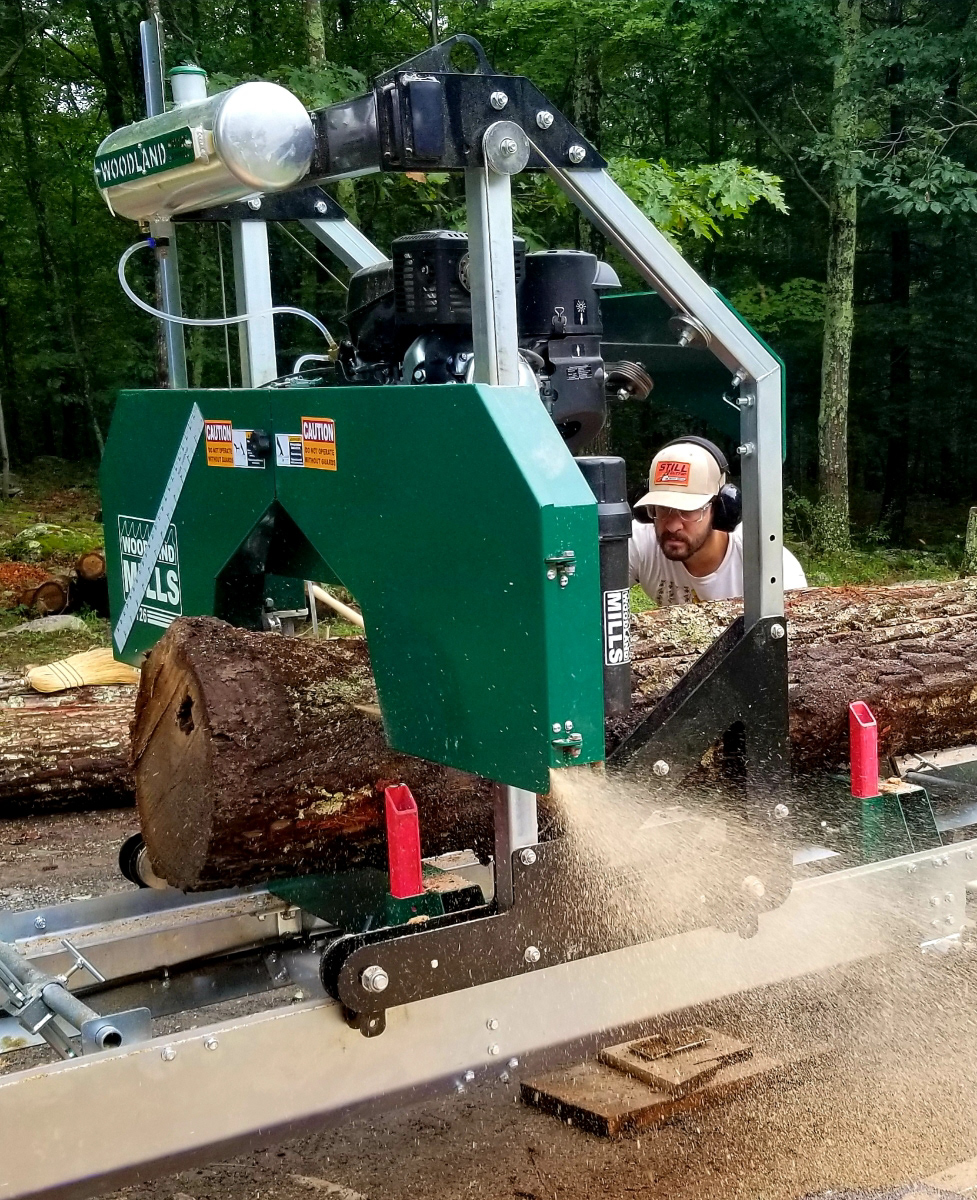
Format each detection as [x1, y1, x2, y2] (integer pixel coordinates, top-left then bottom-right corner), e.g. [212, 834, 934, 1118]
[637, 436, 742, 532]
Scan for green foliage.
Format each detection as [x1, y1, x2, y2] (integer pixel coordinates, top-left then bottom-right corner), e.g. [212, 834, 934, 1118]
[608, 157, 787, 242]
[730, 278, 825, 336]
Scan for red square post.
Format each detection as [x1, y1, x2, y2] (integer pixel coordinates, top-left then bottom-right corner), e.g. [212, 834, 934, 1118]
[384, 784, 424, 899]
[849, 700, 879, 799]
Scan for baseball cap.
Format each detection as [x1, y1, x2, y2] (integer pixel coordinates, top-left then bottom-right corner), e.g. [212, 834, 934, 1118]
[634, 442, 725, 511]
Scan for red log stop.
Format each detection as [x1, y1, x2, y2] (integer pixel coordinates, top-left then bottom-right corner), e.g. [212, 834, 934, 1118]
[384, 784, 424, 899]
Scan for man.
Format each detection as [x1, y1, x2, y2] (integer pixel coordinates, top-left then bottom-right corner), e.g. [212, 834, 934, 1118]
[629, 438, 807, 607]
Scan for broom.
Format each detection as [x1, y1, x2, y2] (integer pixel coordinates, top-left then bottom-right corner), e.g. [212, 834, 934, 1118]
[26, 647, 141, 693]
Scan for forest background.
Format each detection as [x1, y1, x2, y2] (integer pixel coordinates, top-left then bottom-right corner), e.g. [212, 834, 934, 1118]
[1, 0, 977, 585]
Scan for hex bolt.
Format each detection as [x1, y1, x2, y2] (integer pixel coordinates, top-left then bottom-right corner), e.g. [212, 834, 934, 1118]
[464, 1069, 475, 1082]
[547, 568, 557, 581]
[945, 893, 955, 904]
[488, 1044, 500, 1055]
[930, 895, 941, 907]
[652, 760, 670, 777]
[314, 199, 328, 214]
[742, 875, 766, 899]
[499, 138, 518, 157]
[247, 197, 262, 210]
[33, 916, 46, 931]
[773, 803, 790, 820]
[770, 623, 786, 640]
[508, 1057, 519, 1069]
[161, 1045, 177, 1062]
[519, 848, 537, 867]
[204, 1036, 219, 1051]
[568, 145, 587, 164]
[564, 721, 573, 731]
[736, 442, 755, 457]
[536, 110, 554, 130]
[412, 367, 426, 383]
[559, 576, 569, 588]
[360, 964, 390, 994]
[552, 722, 562, 733]
[524, 945, 541, 964]
[908, 864, 917, 874]
[430, 958, 439, 969]
[487, 1018, 499, 1030]
[490, 90, 509, 110]
[499, 1071, 510, 1083]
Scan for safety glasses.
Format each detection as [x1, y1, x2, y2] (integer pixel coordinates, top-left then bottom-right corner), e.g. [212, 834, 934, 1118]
[652, 503, 711, 524]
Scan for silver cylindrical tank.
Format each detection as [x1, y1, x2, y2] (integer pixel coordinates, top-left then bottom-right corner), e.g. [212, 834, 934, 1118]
[94, 81, 314, 222]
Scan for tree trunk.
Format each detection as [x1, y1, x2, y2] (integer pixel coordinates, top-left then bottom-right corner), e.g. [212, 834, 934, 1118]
[136, 581, 977, 890]
[0, 680, 135, 807]
[815, 0, 861, 552]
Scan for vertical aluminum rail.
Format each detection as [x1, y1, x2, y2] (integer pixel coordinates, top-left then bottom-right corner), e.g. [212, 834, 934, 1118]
[545, 164, 784, 628]
[139, 15, 188, 390]
[231, 221, 278, 387]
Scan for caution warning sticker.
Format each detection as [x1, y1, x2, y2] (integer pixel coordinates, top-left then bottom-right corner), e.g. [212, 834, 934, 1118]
[204, 420, 234, 467]
[301, 417, 337, 471]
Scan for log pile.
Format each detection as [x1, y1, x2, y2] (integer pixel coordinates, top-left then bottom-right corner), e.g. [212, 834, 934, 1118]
[132, 580, 977, 890]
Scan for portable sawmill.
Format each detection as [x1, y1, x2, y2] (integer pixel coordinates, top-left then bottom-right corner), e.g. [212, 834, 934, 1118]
[2, 23, 977, 1200]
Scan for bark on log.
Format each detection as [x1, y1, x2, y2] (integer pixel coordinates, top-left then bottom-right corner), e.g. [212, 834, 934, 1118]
[0, 675, 135, 807]
[134, 580, 977, 890]
[132, 619, 495, 890]
[613, 578, 977, 771]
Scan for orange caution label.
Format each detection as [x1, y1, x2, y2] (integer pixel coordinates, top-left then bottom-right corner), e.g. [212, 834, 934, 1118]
[204, 420, 234, 468]
[301, 417, 337, 471]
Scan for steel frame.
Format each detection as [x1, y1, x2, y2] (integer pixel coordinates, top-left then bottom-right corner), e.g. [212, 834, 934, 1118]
[1, 839, 974, 1200]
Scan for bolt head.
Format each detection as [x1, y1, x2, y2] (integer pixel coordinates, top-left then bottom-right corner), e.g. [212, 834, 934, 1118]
[161, 1045, 177, 1062]
[908, 864, 917, 874]
[524, 945, 541, 964]
[536, 110, 555, 130]
[742, 874, 766, 899]
[652, 759, 670, 777]
[499, 137, 518, 157]
[564, 720, 573, 731]
[33, 916, 46, 930]
[499, 1070, 510, 1083]
[547, 568, 557, 581]
[968, 850, 975, 860]
[770, 623, 786, 640]
[508, 1057, 519, 1069]
[430, 958, 439, 969]
[519, 848, 537, 867]
[552, 722, 562, 733]
[361, 964, 389, 994]
[464, 1069, 475, 1082]
[773, 803, 790, 820]
[568, 144, 587, 164]
[204, 1036, 219, 1051]
[412, 367, 426, 383]
[488, 1043, 500, 1055]
[559, 576, 569, 588]
[490, 90, 509, 110]
[314, 199, 328, 214]
[487, 1018, 499, 1030]
[247, 197, 262, 210]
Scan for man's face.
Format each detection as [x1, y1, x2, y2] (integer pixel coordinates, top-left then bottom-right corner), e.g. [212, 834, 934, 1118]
[653, 502, 714, 561]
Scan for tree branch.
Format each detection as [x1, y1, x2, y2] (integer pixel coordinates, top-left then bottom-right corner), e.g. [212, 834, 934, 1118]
[723, 74, 831, 213]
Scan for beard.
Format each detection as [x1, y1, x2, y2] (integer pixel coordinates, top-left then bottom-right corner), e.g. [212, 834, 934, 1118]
[656, 522, 711, 562]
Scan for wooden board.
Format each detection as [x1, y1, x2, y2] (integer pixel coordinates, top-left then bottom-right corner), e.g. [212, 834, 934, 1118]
[599, 1025, 753, 1093]
[522, 1048, 824, 1138]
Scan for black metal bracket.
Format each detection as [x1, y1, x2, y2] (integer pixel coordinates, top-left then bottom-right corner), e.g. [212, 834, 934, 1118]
[608, 615, 790, 808]
[309, 36, 606, 179]
[173, 185, 347, 224]
[320, 815, 793, 1032]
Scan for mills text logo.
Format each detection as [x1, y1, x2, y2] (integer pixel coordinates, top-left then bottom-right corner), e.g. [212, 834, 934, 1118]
[118, 516, 182, 631]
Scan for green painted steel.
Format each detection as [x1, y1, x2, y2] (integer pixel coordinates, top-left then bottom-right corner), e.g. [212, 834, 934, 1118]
[272, 384, 604, 790]
[100, 390, 278, 663]
[601, 290, 787, 456]
[100, 382, 604, 791]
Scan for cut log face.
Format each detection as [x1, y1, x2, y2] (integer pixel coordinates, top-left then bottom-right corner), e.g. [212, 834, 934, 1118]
[132, 618, 494, 891]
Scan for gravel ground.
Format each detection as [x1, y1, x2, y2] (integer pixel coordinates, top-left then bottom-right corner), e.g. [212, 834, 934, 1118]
[3, 806, 977, 1200]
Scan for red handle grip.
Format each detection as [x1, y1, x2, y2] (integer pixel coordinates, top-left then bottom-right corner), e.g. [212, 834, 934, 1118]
[384, 784, 424, 899]
[849, 700, 879, 799]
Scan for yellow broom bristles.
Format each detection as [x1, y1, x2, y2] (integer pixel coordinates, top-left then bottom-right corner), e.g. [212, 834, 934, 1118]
[27, 647, 141, 693]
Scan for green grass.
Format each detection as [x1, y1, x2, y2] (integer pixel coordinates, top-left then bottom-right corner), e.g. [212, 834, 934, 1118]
[790, 543, 959, 588]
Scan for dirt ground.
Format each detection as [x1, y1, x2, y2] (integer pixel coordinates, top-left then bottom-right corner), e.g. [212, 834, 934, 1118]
[3, 806, 977, 1200]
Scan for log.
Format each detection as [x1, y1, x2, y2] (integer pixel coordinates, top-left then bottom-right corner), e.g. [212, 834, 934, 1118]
[613, 578, 977, 771]
[75, 550, 106, 582]
[134, 580, 977, 890]
[0, 675, 135, 807]
[132, 618, 495, 890]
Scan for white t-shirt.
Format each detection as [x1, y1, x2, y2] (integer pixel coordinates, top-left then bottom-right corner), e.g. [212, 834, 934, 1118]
[628, 522, 807, 607]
